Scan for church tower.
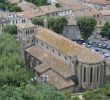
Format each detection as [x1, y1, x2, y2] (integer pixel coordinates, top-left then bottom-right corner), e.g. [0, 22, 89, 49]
[17, 23, 36, 59]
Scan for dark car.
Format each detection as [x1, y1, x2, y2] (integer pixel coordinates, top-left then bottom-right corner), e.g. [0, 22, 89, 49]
[102, 44, 108, 49]
[76, 39, 85, 45]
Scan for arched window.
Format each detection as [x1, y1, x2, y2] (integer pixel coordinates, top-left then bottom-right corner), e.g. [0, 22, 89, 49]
[58, 53, 61, 56]
[47, 46, 49, 49]
[27, 40, 29, 43]
[52, 49, 54, 53]
[41, 43, 43, 46]
[65, 56, 67, 60]
[83, 67, 86, 82]
[90, 67, 93, 83]
[97, 67, 99, 82]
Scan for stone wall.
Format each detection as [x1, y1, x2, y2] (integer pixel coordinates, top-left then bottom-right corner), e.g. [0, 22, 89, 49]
[63, 25, 81, 40]
[76, 61, 105, 90]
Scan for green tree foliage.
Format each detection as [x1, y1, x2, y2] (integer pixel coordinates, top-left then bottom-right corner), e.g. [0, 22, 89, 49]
[2, 25, 17, 35]
[0, 84, 68, 100]
[0, 1, 21, 12]
[8, 5, 21, 12]
[0, 33, 29, 87]
[0, 29, 70, 99]
[83, 89, 107, 100]
[77, 16, 97, 40]
[71, 96, 80, 100]
[32, 16, 68, 34]
[100, 22, 110, 37]
[105, 81, 110, 96]
[0, 3, 6, 10]
[0, 0, 5, 3]
[26, 0, 47, 6]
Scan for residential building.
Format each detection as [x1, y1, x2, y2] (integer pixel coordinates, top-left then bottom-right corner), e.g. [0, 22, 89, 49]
[83, 0, 110, 10]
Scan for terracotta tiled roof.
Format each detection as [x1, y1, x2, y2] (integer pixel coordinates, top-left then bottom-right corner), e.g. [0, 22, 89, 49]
[74, 8, 100, 18]
[8, 0, 20, 4]
[85, 0, 110, 5]
[67, 16, 77, 26]
[34, 62, 52, 74]
[101, 10, 110, 16]
[35, 27, 103, 63]
[17, 5, 71, 19]
[41, 70, 75, 90]
[17, 1, 36, 11]
[17, 23, 36, 29]
[58, 0, 90, 11]
[25, 45, 75, 78]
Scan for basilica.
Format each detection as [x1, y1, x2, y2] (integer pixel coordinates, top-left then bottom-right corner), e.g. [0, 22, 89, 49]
[17, 23, 109, 92]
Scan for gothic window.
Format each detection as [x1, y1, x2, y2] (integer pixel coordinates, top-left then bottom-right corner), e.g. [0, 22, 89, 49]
[97, 67, 99, 82]
[66, 29, 68, 33]
[58, 52, 61, 56]
[47, 46, 49, 49]
[65, 56, 67, 60]
[23, 19, 25, 23]
[28, 30, 29, 34]
[27, 40, 29, 43]
[90, 67, 93, 83]
[52, 49, 54, 53]
[22, 19, 23, 23]
[83, 67, 86, 82]
[36, 40, 38, 43]
[32, 39, 34, 43]
[16, 20, 18, 24]
[26, 30, 28, 35]
[41, 43, 43, 46]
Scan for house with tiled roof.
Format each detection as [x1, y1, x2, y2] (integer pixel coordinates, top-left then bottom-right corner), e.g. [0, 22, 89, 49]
[83, 0, 110, 10]
[16, 23, 109, 92]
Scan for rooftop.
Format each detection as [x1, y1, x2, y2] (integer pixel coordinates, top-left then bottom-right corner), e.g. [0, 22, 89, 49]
[17, 5, 71, 19]
[35, 27, 103, 63]
[8, 0, 21, 4]
[85, 0, 110, 5]
[58, 0, 90, 11]
[41, 70, 75, 90]
[17, 1, 36, 11]
[26, 45, 75, 78]
[101, 9, 110, 16]
[16, 23, 36, 29]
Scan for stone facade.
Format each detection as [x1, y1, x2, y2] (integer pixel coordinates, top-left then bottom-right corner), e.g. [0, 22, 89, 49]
[17, 23, 109, 93]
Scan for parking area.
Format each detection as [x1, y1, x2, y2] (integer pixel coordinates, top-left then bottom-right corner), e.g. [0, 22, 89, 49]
[74, 39, 110, 61]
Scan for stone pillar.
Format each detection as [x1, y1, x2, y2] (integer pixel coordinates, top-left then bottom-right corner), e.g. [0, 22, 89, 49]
[44, 18, 48, 29]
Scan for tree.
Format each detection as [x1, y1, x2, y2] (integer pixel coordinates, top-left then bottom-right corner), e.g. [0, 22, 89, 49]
[77, 16, 97, 40]
[100, 22, 110, 38]
[49, 16, 68, 34]
[83, 89, 107, 100]
[26, 0, 47, 6]
[9, 5, 22, 12]
[32, 16, 68, 34]
[0, 32, 69, 100]
[0, 0, 5, 3]
[0, 84, 68, 100]
[2, 25, 17, 35]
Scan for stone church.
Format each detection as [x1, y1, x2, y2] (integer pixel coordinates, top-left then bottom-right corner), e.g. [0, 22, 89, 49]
[17, 22, 109, 93]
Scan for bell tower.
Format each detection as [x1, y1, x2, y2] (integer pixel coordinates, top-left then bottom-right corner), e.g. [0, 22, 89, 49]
[17, 23, 36, 59]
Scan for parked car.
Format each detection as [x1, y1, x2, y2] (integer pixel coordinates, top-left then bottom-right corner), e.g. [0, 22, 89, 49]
[106, 45, 110, 50]
[98, 43, 103, 48]
[102, 44, 108, 49]
[76, 39, 85, 45]
[104, 53, 109, 58]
